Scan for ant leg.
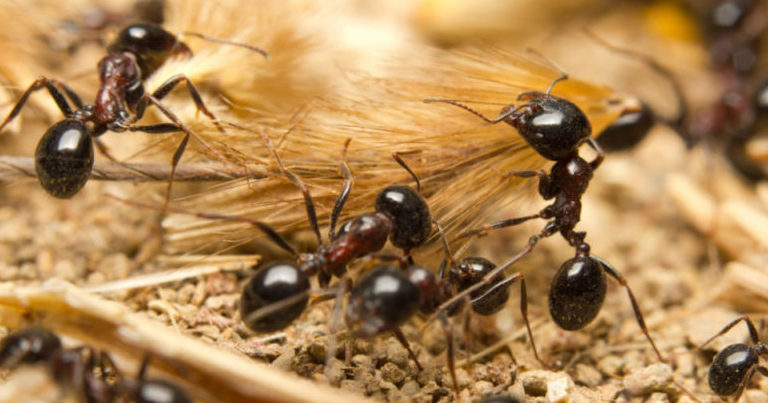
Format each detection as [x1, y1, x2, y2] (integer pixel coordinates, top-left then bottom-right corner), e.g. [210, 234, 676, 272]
[0, 77, 76, 131]
[126, 122, 190, 210]
[438, 314, 459, 397]
[585, 137, 605, 170]
[424, 231, 548, 331]
[329, 139, 353, 240]
[699, 316, 760, 349]
[470, 272, 546, 367]
[455, 213, 544, 240]
[254, 125, 323, 245]
[732, 365, 756, 403]
[393, 327, 423, 371]
[598, 257, 665, 362]
[327, 277, 351, 377]
[423, 98, 525, 124]
[107, 194, 299, 257]
[139, 73, 226, 133]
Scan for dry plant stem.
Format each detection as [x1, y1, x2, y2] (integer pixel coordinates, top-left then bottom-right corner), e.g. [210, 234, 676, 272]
[0, 280, 368, 403]
[0, 156, 262, 182]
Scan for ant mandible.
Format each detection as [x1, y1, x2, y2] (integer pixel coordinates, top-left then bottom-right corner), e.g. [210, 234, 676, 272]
[424, 72, 665, 362]
[0, 327, 191, 403]
[699, 316, 768, 401]
[0, 23, 268, 199]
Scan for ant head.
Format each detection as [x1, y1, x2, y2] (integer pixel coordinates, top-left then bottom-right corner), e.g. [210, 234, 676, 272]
[708, 343, 758, 396]
[35, 119, 94, 199]
[108, 24, 189, 76]
[240, 261, 310, 333]
[345, 266, 421, 337]
[375, 185, 431, 252]
[449, 257, 509, 316]
[134, 379, 191, 403]
[0, 328, 62, 370]
[511, 93, 592, 161]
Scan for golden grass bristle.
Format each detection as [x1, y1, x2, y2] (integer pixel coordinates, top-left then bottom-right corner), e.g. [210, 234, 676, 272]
[83, 255, 259, 293]
[160, 46, 627, 259]
[715, 262, 768, 313]
[0, 280, 369, 403]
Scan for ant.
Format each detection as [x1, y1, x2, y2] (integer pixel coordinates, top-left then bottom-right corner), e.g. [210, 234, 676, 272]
[424, 72, 665, 362]
[343, 224, 542, 395]
[0, 22, 268, 199]
[682, 0, 768, 180]
[112, 128, 432, 335]
[699, 316, 768, 401]
[0, 327, 190, 403]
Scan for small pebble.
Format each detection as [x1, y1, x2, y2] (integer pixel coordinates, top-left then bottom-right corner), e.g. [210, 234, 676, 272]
[572, 363, 603, 388]
[381, 362, 406, 384]
[401, 380, 420, 396]
[622, 363, 672, 396]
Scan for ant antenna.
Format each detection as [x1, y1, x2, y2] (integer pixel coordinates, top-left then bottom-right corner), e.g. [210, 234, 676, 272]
[105, 194, 299, 258]
[181, 31, 270, 59]
[392, 152, 420, 192]
[328, 138, 353, 240]
[226, 122, 323, 246]
[525, 48, 569, 95]
[584, 29, 687, 129]
[433, 220, 456, 279]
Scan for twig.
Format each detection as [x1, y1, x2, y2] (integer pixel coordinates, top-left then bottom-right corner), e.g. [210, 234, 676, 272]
[0, 156, 265, 182]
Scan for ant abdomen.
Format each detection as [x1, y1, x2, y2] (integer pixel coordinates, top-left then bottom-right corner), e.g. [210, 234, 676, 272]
[596, 103, 654, 152]
[135, 379, 191, 403]
[35, 119, 94, 199]
[345, 266, 421, 337]
[450, 257, 509, 316]
[240, 261, 311, 333]
[709, 343, 758, 396]
[511, 93, 592, 161]
[548, 255, 607, 331]
[0, 327, 63, 370]
[374, 185, 431, 252]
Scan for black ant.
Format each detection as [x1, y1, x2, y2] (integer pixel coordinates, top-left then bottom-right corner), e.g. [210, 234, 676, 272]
[111, 128, 432, 335]
[0, 23, 268, 199]
[343, 224, 543, 395]
[0, 327, 190, 403]
[424, 72, 665, 362]
[682, 0, 768, 180]
[699, 316, 768, 400]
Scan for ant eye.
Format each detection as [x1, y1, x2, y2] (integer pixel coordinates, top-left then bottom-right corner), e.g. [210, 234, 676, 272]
[35, 119, 94, 199]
